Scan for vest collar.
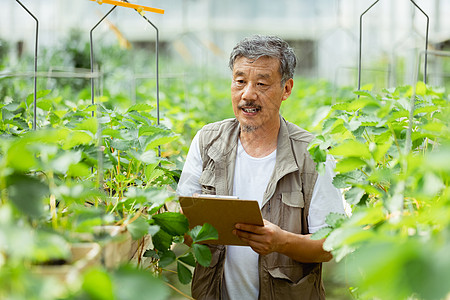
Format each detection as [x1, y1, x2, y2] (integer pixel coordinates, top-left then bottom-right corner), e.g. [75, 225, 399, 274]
[207, 118, 240, 163]
[262, 116, 299, 206]
[206, 119, 240, 195]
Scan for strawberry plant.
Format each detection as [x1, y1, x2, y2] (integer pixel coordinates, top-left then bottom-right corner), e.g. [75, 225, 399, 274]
[0, 87, 218, 298]
[309, 83, 450, 299]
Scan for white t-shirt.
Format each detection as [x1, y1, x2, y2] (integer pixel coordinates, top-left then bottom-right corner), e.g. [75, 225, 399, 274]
[223, 139, 277, 299]
[176, 130, 346, 300]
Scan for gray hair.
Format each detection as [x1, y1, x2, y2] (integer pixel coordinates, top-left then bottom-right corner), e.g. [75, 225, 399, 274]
[229, 35, 297, 84]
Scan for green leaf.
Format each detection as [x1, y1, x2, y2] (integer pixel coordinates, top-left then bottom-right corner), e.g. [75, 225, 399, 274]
[127, 103, 153, 112]
[152, 212, 189, 236]
[414, 105, 438, 115]
[330, 123, 349, 135]
[145, 163, 158, 179]
[127, 111, 152, 126]
[345, 97, 376, 112]
[113, 265, 169, 300]
[26, 89, 51, 106]
[67, 162, 91, 177]
[177, 261, 193, 284]
[147, 224, 161, 236]
[110, 139, 132, 151]
[334, 170, 367, 189]
[146, 168, 165, 183]
[75, 117, 98, 135]
[311, 227, 333, 240]
[7, 143, 36, 171]
[325, 212, 347, 227]
[189, 223, 218, 243]
[374, 131, 392, 144]
[82, 268, 114, 300]
[151, 229, 173, 252]
[354, 89, 375, 99]
[1, 109, 14, 122]
[158, 250, 176, 268]
[7, 174, 49, 218]
[415, 81, 427, 96]
[126, 216, 149, 240]
[49, 112, 61, 125]
[50, 150, 82, 174]
[345, 186, 365, 205]
[63, 131, 93, 150]
[421, 122, 445, 133]
[178, 252, 196, 267]
[145, 134, 178, 151]
[332, 102, 350, 111]
[308, 144, 327, 166]
[2, 102, 20, 112]
[329, 140, 371, 159]
[344, 118, 362, 132]
[139, 150, 160, 164]
[120, 120, 138, 131]
[322, 118, 338, 133]
[102, 128, 122, 139]
[36, 99, 53, 111]
[143, 249, 159, 259]
[128, 149, 162, 165]
[373, 140, 393, 162]
[335, 157, 367, 173]
[139, 125, 167, 137]
[192, 244, 212, 267]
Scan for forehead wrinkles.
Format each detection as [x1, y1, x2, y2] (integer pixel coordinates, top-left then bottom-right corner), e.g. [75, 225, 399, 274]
[233, 70, 271, 80]
[232, 57, 280, 80]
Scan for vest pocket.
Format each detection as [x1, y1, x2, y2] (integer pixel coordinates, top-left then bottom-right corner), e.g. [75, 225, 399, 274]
[267, 265, 319, 299]
[199, 169, 216, 195]
[281, 191, 304, 207]
[277, 191, 304, 233]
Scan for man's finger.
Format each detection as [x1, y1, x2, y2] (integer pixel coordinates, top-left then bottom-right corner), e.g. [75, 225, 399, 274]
[235, 223, 264, 234]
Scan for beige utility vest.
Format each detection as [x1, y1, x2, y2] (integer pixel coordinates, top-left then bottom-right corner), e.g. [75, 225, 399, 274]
[191, 116, 325, 300]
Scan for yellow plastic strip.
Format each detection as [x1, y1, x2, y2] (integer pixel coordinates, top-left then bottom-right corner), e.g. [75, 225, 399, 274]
[90, 0, 164, 14]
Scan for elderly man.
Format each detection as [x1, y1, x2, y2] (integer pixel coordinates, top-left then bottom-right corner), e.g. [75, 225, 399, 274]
[177, 35, 345, 300]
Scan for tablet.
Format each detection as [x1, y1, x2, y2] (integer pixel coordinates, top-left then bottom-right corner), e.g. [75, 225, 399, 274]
[179, 195, 264, 246]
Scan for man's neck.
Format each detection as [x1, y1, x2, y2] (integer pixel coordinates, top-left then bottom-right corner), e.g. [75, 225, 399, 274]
[239, 123, 279, 158]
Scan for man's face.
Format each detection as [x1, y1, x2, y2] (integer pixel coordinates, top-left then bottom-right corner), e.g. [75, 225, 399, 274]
[231, 56, 293, 133]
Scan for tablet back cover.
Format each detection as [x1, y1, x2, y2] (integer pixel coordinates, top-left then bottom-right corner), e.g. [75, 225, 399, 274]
[179, 196, 264, 246]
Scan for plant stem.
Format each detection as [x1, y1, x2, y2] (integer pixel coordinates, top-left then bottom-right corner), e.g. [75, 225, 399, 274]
[162, 268, 177, 274]
[117, 150, 123, 199]
[165, 282, 195, 300]
[47, 170, 58, 229]
[388, 123, 401, 154]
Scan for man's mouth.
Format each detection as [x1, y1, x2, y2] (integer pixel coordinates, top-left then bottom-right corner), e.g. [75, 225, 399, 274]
[242, 107, 260, 113]
[239, 102, 261, 114]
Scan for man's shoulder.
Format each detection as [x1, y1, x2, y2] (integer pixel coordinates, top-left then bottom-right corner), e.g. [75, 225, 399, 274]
[201, 118, 238, 134]
[197, 118, 239, 155]
[283, 119, 315, 144]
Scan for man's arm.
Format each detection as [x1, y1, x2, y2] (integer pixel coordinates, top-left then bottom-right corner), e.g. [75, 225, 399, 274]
[176, 131, 203, 197]
[233, 220, 332, 263]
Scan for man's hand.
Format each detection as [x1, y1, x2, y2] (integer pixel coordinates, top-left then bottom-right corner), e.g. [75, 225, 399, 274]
[233, 219, 332, 263]
[233, 220, 286, 256]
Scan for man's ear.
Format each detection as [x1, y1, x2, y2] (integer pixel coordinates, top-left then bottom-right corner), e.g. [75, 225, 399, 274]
[282, 78, 294, 102]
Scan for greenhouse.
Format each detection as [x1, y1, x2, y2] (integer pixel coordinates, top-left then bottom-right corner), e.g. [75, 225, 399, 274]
[0, 0, 449, 299]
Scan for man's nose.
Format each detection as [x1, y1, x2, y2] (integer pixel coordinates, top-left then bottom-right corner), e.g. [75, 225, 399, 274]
[242, 83, 257, 99]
